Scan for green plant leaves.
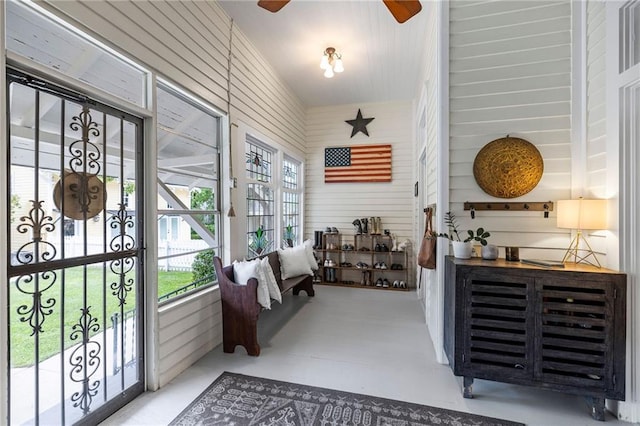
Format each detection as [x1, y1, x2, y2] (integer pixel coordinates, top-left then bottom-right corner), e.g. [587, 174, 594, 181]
[437, 211, 491, 245]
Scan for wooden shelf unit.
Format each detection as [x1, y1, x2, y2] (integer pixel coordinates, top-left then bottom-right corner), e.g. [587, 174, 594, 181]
[314, 233, 409, 290]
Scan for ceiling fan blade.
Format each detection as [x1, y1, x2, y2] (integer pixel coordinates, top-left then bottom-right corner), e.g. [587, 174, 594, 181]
[257, 0, 291, 13]
[382, 0, 422, 23]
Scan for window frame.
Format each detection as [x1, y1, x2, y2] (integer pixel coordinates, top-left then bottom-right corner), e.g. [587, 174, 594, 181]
[155, 80, 224, 305]
[236, 123, 305, 260]
[282, 155, 303, 248]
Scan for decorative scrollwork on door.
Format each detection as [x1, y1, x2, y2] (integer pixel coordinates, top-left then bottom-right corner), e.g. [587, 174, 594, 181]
[69, 107, 101, 174]
[69, 307, 101, 414]
[54, 105, 106, 220]
[16, 199, 57, 263]
[15, 272, 57, 336]
[14, 199, 59, 335]
[7, 70, 143, 425]
[109, 203, 135, 252]
[109, 203, 136, 306]
[110, 257, 135, 307]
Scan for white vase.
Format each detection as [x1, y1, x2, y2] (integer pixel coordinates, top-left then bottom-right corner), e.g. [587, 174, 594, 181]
[481, 244, 499, 260]
[452, 241, 473, 259]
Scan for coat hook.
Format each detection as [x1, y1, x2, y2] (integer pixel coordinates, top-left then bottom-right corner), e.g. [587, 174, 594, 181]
[524, 203, 530, 210]
[504, 204, 510, 210]
[544, 203, 549, 218]
[470, 207, 475, 219]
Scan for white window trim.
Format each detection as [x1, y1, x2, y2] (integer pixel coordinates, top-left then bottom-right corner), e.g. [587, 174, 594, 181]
[233, 121, 304, 261]
[608, 1, 640, 422]
[282, 154, 303, 248]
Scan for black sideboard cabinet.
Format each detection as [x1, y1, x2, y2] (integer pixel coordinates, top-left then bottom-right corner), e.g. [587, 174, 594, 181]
[444, 256, 627, 421]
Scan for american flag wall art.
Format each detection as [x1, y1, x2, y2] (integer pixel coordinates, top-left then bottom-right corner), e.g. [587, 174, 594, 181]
[324, 144, 392, 183]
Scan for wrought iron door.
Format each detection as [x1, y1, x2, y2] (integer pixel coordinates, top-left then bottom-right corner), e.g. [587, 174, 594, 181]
[6, 69, 144, 425]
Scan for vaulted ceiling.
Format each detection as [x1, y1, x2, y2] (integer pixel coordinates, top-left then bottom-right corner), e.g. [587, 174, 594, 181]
[217, 0, 431, 108]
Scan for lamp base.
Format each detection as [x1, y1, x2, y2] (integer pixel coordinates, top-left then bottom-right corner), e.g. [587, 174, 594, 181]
[562, 230, 601, 268]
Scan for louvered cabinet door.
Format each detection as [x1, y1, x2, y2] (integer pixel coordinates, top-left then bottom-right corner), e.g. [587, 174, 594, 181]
[444, 256, 626, 419]
[461, 272, 534, 382]
[535, 276, 626, 401]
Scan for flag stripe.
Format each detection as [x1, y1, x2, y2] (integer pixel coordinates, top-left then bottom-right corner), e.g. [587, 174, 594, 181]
[324, 144, 391, 183]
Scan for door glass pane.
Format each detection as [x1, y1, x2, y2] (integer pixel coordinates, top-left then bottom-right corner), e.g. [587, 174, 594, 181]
[7, 72, 144, 425]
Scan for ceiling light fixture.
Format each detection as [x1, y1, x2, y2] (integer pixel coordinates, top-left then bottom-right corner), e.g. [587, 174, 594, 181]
[320, 47, 344, 78]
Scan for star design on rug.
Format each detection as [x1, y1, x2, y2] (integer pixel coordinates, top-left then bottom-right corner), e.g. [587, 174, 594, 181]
[345, 109, 375, 138]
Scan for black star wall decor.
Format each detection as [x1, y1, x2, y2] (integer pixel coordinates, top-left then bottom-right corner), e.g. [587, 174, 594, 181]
[345, 109, 375, 138]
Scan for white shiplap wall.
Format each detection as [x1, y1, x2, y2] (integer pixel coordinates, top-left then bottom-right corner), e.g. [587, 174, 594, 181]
[449, 0, 572, 260]
[584, 1, 609, 262]
[414, 1, 441, 342]
[585, 2, 607, 197]
[305, 101, 415, 286]
[229, 28, 306, 153]
[41, 0, 305, 387]
[157, 288, 222, 385]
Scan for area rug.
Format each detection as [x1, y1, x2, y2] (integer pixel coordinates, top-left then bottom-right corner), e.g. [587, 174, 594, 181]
[169, 371, 524, 426]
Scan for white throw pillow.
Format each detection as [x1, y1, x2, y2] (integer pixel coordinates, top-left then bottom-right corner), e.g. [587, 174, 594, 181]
[233, 258, 259, 285]
[260, 256, 282, 304]
[278, 245, 314, 279]
[233, 259, 271, 309]
[254, 262, 272, 309]
[303, 239, 319, 271]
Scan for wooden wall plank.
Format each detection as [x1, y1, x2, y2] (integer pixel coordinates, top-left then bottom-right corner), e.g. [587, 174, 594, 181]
[585, 1, 607, 202]
[451, 17, 570, 45]
[448, 0, 572, 261]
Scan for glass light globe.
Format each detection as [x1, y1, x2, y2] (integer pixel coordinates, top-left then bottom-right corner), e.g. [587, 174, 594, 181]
[334, 58, 344, 73]
[324, 67, 334, 78]
[320, 55, 329, 70]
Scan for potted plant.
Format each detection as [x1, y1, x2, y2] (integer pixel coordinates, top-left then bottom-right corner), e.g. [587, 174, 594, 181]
[437, 211, 491, 259]
[249, 225, 269, 255]
[283, 224, 295, 247]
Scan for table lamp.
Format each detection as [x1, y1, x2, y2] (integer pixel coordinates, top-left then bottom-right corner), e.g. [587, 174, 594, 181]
[556, 198, 607, 267]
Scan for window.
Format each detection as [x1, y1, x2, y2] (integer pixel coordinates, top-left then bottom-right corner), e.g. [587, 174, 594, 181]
[282, 157, 302, 248]
[156, 82, 222, 303]
[242, 131, 304, 257]
[246, 136, 275, 257]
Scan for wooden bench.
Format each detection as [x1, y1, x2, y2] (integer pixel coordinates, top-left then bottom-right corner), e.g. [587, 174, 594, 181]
[213, 252, 315, 356]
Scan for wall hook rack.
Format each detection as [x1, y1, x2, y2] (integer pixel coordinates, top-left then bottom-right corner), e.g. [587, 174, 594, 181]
[464, 201, 553, 218]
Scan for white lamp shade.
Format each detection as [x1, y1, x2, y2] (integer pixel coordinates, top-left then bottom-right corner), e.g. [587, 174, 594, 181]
[323, 67, 334, 78]
[557, 199, 607, 230]
[334, 58, 344, 73]
[320, 55, 329, 70]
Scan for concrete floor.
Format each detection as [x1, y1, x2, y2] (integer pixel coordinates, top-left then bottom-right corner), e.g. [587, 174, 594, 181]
[101, 285, 634, 426]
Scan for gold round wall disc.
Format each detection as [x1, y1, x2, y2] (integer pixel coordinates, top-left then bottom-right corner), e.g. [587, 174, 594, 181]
[473, 136, 543, 198]
[53, 171, 106, 220]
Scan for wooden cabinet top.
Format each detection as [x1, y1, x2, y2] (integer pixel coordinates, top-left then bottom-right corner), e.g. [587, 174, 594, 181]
[446, 256, 626, 276]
